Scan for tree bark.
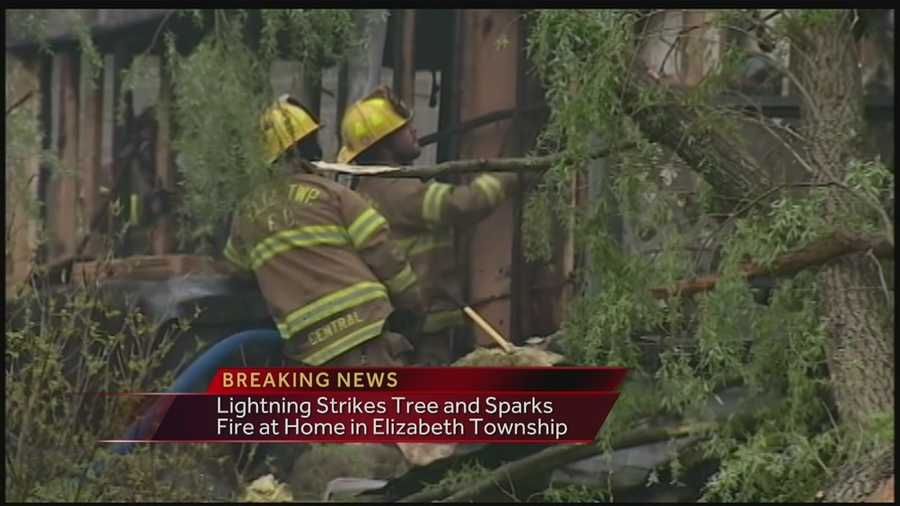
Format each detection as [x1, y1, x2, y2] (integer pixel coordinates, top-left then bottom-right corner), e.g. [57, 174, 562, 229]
[624, 11, 893, 501]
[622, 65, 810, 204]
[794, 17, 894, 496]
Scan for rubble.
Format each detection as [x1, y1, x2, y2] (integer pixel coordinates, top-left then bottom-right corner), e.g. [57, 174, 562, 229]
[240, 474, 293, 502]
[451, 343, 566, 367]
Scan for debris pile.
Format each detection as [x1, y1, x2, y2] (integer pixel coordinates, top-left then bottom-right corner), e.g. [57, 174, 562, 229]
[240, 474, 293, 502]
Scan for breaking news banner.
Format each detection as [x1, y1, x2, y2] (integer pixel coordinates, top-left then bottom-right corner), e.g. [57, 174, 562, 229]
[101, 367, 627, 444]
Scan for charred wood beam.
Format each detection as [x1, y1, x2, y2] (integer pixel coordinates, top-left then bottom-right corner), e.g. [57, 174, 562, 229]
[418, 104, 548, 147]
[650, 231, 894, 299]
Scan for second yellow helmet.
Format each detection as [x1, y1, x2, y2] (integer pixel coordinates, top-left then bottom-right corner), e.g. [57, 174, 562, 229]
[337, 87, 412, 164]
[260, 95, 320, 164]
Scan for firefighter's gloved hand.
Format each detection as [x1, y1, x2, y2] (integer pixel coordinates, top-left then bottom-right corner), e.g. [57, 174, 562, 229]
[386, 309, 425, 341]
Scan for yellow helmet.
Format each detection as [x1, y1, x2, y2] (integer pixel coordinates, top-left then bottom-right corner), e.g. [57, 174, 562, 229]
[260, 95, 320, 164]
[337, 86, 413, 164]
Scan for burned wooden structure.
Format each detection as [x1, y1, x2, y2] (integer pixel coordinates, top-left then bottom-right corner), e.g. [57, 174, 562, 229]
[5, 8, 894, 347]
[6, 9, 894, 502]
[5, 9, 562, 347]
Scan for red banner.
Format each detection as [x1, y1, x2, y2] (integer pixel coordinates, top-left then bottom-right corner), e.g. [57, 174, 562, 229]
[101, 367, 626, 444]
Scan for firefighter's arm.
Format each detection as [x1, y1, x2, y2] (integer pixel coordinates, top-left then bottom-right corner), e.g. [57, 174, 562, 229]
[420, 173, 520, 228]
[343, 194, 426, 313]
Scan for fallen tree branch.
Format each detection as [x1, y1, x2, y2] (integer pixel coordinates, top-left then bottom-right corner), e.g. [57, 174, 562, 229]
[312, 143, 636, 179]
[650, 231, 894, 299]
[397, 421, 715, 503]
[386, 386, 776, 503]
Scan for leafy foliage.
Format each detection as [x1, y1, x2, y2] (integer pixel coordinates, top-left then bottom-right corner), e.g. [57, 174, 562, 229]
[133, 10, 357, 252]
[525, 8, 893, 502]
[4, 271, 223, 501]
[5, 9, 358, 501]
[542, 483, 610, 502]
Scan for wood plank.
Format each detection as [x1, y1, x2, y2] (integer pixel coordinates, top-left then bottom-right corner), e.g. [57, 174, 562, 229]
[78, 49, 105, 257]
[151, 55, 175, 254]
[512, 20, 552, 340]
[47, 53, 79, 263]
[298, 64, 322, 119]
[458, 10, 521, 347]
[99, 54, 117, 241]
[393, 9, 416, 106]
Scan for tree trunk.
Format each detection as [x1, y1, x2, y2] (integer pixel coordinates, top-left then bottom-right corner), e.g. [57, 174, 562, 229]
[793, 12, 895, 501]
[795, 9, 894, 424]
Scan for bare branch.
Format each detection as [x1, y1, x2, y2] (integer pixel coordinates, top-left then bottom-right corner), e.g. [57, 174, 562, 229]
[311, 143, 637, 179]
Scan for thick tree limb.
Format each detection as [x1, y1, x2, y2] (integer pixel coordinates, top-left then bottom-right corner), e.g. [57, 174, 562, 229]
[650, 231, 894, 299]
[621, 57, 825, 205]
[311, 143, 635, 179]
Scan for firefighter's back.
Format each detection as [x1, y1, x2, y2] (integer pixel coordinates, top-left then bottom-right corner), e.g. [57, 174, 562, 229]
[226, 170, 402, 366]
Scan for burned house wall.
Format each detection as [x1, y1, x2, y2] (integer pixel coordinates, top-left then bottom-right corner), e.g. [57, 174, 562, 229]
[5, 54, 43, 291]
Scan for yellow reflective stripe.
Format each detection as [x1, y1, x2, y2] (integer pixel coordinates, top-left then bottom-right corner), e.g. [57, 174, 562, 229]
[300, 319, 386, 365]
[396, 234, 453, 257]
[422, 308, 466, 333]
[280, 282, 388, 337]
[277, 320, 290, 338]
[385, 263, 417, 294]
[348, 207, 387, 249]
[223, 238, 249, 270]
[473, 174, 503, 207]
[411, 236, 452, 256]
[394, 236, 417, 252]
[422, 182, 452, 224]
[249, 225, 349, 269]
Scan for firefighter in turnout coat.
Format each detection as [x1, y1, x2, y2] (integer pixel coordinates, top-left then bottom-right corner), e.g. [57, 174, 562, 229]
[224, 95, 425, 367]
[337, 86, 525, 365]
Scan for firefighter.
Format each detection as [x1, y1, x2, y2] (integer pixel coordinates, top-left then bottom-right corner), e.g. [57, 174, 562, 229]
[336, 86, 527, 366]
[224, 94, 425, 368]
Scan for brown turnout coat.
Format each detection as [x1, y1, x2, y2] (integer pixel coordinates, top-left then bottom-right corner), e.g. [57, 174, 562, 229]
[356, 173, 519, 336]
[224, 165, 424, 365]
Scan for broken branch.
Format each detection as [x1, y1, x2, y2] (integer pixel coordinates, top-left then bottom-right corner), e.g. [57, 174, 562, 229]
[311, 143, 636, 179]
[651, 230, 894, 299]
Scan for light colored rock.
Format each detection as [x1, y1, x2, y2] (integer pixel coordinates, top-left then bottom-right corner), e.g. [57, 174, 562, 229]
[396, 442, 457, 466]
[240, 474, 293, 503]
